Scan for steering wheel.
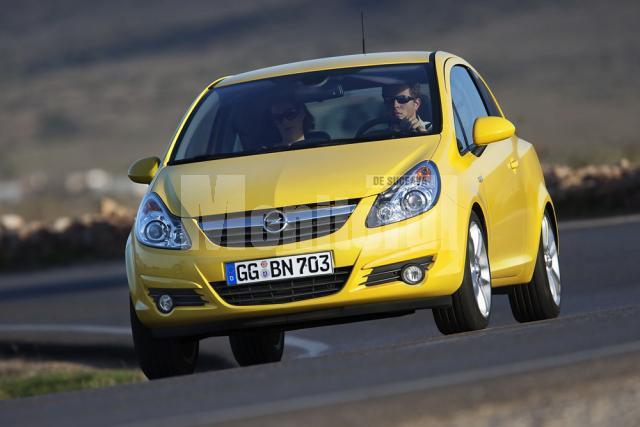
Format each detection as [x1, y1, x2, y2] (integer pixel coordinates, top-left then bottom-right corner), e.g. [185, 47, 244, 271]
[355, 117, 390, 138]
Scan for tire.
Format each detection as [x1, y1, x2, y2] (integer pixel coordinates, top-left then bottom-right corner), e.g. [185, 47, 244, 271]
[130, 300, 199, 380]
[229, 329, 285, 366]
[433, 211, 492, 334]
[508, 213, 561, 322]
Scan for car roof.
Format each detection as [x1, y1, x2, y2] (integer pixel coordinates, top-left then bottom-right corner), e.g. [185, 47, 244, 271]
[215, 51, 433, 88]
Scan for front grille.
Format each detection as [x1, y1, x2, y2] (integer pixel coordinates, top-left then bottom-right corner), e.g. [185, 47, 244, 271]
[363, 256, 434, 286]
[147, 288, 206, 307]
[199, 199, 358, 247]
[211, 267, 352, 306]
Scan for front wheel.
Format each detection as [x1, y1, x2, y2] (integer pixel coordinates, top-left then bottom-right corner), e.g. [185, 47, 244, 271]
[229, 329, 285, 366]
[433, 212, 492, 334]
[130, 301, 199, 380]
[508, 213, 561, 322]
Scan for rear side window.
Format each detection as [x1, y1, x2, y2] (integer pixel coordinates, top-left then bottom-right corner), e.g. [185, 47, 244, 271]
[450, 66, 488, 151]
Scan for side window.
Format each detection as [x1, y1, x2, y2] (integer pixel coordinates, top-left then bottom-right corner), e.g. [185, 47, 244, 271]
[471, 72, 501, 117]
[450, 66, 488, 151]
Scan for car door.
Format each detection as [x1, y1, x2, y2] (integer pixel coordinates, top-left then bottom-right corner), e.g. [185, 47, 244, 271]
[450, 65, 527, 279]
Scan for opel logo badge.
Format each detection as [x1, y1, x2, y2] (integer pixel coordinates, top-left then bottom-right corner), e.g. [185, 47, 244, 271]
[263, 210, 288, 233]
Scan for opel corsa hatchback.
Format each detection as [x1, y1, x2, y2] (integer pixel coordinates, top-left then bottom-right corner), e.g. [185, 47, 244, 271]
[127, 51, 561, 379]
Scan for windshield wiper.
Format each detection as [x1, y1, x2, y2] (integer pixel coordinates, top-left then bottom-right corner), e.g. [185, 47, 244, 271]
[170, 153, 236, 165]
[169, 131, 433, 166]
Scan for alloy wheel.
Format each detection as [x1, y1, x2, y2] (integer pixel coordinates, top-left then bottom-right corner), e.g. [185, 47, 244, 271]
[542, 215, 561, 306]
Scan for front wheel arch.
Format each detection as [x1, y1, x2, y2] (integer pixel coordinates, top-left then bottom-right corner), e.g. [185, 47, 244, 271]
[471, 203, 489, 248]
[544, 202, 559, 254]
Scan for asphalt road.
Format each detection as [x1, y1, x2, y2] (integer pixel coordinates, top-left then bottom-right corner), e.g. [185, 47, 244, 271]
[1, 215, 640, 426]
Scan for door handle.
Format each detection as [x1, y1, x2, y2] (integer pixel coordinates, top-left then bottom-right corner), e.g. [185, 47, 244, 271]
[509, 158, 519, 170]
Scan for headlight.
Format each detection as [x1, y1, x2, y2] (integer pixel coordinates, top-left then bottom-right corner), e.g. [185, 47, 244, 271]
[135, 192, 191, 249]
[366, 161, 440, 227]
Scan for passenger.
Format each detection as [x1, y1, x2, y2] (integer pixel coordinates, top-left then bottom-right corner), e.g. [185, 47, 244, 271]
[269, 100, 316, 146]
[382, 83, 432, 134]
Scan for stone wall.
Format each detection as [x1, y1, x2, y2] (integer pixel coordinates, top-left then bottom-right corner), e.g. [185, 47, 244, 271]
[0, 199, 133, 270]
[1, 161, 639, 271]
[544, 159, 640, 217]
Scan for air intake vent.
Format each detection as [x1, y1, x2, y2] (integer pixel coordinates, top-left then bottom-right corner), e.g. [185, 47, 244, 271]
[211, 267, 352, 306]
[199, 200, 358, 247]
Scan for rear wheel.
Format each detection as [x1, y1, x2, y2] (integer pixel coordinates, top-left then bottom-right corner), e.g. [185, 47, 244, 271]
[130, 301, 199, 380]
[229, 329, 285, 366]
[433, 212, 492, 334]
[508, 213, 561, 322]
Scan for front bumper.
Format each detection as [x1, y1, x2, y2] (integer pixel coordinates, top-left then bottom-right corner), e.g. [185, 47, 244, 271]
[127, 195, 466, 336]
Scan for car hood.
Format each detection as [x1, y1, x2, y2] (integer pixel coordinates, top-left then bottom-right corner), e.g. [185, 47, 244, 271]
[153, 135, 440, 218]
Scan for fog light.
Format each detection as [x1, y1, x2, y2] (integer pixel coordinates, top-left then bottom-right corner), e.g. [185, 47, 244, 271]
[401, 264, 424, 285]
[157, 294, 174, 313]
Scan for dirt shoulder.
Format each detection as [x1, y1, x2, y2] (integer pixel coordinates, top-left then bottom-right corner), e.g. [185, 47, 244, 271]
[222, 349, 640, 427]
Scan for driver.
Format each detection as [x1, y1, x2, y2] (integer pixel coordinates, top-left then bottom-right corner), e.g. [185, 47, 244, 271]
[382, 83, 432, 134]
[269, 99, 315, 146]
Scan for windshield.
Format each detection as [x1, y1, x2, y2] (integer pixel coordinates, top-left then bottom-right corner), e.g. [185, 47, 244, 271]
[169, 63, 441, 164]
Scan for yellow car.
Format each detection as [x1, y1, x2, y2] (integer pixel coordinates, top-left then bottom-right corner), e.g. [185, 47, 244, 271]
[126, 51, 561, 379]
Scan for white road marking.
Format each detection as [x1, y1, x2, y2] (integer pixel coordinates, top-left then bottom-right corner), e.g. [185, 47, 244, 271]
[0, 323, 330, 358]
[285, 335, 330, 358]
[0, 324, 131, 336]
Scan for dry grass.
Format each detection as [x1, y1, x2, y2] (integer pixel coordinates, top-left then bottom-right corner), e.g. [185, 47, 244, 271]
[0, 358, 144, 400]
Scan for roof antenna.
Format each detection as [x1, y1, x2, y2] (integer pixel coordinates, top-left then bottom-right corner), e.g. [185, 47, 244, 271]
[361, 11, 366, 54]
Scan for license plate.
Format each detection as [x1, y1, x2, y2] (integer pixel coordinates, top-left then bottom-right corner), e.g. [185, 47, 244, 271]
[225, 251, 334, 286]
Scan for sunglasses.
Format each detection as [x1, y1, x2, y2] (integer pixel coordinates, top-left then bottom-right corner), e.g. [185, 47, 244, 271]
[271, 107, 301, 123]
[383, 95, 416, 105]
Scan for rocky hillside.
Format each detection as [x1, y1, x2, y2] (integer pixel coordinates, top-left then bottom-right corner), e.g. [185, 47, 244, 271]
[1, 160, 638, 271]
[1, 0, 639, 181]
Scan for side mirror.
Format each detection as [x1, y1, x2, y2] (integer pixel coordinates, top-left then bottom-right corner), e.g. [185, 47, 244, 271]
[473, 117, 516, 146]
[128, 156, 160, 184]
